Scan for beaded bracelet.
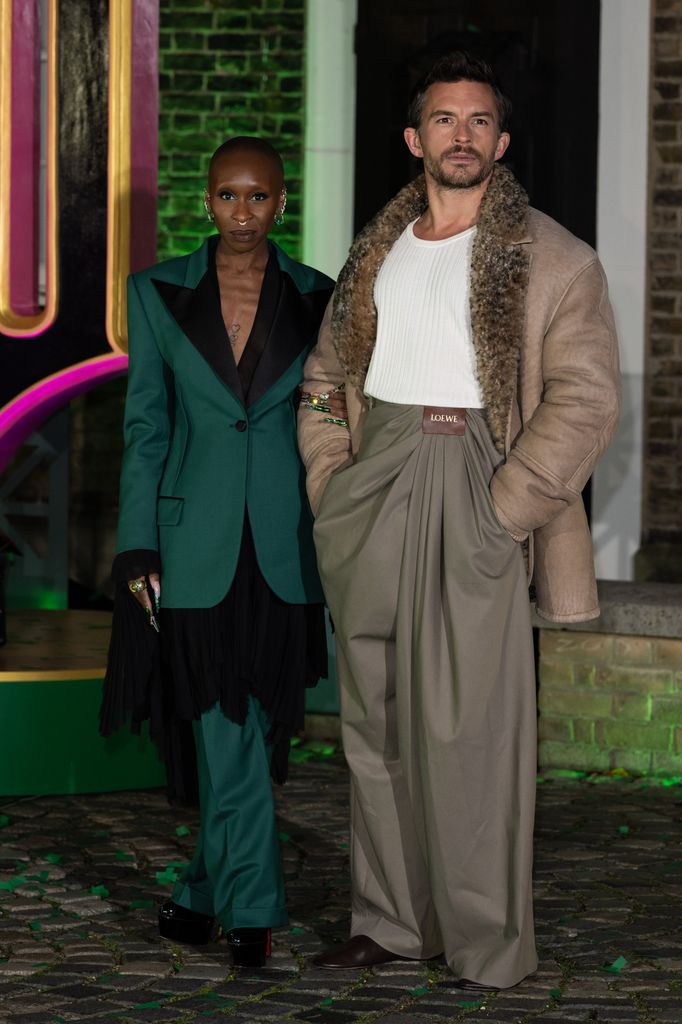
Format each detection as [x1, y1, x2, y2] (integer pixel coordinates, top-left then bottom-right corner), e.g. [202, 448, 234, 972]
[299, 383, 346, 421]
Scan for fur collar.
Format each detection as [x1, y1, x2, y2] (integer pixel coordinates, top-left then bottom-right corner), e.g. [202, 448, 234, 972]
[331, 163, 530, 450]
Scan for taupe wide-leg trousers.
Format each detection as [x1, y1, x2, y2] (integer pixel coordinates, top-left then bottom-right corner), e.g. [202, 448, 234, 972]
[313, 402, 538, 989]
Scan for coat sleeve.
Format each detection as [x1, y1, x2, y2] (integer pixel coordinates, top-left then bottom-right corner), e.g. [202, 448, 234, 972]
[490, 258, 620, 540]
[297, 296, 354, 514]
[115, 274, 173, 557]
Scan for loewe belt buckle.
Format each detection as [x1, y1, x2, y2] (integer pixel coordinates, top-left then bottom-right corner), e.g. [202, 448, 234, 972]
[422, 406, 467, 435]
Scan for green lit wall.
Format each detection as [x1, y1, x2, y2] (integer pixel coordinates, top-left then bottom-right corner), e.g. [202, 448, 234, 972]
[157, 0, 305, 262]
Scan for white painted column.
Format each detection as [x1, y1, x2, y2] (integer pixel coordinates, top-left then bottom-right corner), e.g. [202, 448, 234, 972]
[302, 0, 358, 279]
[302, 1, 358, 716]
[591, 0, 651, 581]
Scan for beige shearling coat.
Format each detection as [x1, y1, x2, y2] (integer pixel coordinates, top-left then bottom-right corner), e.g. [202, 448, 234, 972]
[298, 165, 620, 623]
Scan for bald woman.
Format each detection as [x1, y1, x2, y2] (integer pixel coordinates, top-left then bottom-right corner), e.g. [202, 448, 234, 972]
[101, 138, 335, 966]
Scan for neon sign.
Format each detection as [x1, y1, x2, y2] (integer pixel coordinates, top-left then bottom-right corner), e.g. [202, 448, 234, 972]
[0, 0, 158, 472]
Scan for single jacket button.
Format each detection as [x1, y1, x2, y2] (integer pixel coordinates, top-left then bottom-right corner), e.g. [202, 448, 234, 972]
[235, 419, 247, 432]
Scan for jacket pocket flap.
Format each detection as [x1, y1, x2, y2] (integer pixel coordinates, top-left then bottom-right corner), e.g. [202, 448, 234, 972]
[157, 495, 184, 526]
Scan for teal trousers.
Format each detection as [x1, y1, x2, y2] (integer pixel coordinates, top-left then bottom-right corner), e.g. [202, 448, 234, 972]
[171, 696, 288, 931]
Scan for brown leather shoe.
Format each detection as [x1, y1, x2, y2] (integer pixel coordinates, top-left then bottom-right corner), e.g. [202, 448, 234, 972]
[311, 934, 409, 969]
[454, 978, 501, 993]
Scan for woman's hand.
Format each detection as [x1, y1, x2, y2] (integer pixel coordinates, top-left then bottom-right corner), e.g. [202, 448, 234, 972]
[325, 391, 348, 420]
[127, 573, 161, 629]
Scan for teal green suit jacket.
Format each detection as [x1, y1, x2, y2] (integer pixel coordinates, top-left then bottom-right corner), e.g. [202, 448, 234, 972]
[115, 238, 334, 608]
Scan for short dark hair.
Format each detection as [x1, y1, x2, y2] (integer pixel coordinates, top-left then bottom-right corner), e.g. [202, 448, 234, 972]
[209, 136, 284, 180]
[407, 51, 511, 133]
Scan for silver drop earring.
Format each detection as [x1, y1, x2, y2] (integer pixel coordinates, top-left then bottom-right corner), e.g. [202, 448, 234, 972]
[274, 188, 287, 227]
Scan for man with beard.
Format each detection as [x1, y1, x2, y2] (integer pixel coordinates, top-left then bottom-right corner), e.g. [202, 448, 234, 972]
[298, 52, 620, 990]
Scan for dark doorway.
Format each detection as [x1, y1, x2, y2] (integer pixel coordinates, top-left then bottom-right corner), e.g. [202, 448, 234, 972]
[354, 0, 600, 245]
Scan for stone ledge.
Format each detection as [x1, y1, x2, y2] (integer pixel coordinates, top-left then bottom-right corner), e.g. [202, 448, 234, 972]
[532, 580, 682, 639]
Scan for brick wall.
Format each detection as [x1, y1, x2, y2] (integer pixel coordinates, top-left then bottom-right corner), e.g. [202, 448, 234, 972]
[538, 630, 682, 777]
[645, 0, 682, 546]
[156, 0, 305, 262]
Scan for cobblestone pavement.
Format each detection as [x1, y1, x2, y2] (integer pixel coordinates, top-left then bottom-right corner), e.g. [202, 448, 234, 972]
[1, 755, 681, 1024]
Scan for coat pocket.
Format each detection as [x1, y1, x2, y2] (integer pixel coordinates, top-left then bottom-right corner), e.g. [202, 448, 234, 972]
[157, 495, 184, 526]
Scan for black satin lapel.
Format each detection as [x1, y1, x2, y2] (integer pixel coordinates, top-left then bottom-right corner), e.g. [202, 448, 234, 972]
[152, 272, 244, 403]
[247, 273, 333, 407]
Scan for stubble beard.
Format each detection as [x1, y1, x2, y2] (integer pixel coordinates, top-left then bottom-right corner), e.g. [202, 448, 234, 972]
[424, 146, 496, 191]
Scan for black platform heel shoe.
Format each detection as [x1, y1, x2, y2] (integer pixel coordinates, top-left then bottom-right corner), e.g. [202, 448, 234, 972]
[226, 927, 271, 968]
[158, 900, 215, 944]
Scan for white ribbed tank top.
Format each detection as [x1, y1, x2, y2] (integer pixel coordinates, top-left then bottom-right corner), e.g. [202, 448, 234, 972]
[364, 221, 483, 408]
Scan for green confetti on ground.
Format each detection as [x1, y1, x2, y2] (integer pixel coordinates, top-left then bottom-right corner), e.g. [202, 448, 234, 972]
[303, 740, 336, 756]
[0, 814, 9, 828]
[129, 899, 155, 909]
[0, 875, 27, 891]
[321, 998, 334, 1006]
[165, 860, 188, 869]
[155, 868, 179, 885]
[549, 987, 562, 998]
[619, 825, 630, 835]
[27, 871, 50, 882]
[278, 831, 290, 843]
[115, 850, 135, 861]
[93, 829, 109, 838]
[288, 740, 338, 762]
[90, 884, 110, 898]
[290, 926, 303, 934]
[288, 748, 314, 763]
[604, 955, 629, 973]
[45, 853, 62, 864]
[134, 1002, 161, 1010]
[458, 999, 485, 1008]
[410, 986, 429, 997]
[29, 921, 42, 931]
[548, 769, 588, 780]
[175, 825, 191, 837]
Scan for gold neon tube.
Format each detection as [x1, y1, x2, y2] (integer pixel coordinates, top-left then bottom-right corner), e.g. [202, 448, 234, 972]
[105, 0, 132, 354]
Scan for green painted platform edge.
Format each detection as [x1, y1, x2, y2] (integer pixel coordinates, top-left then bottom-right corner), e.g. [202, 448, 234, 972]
[0, 678, 166, 795]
